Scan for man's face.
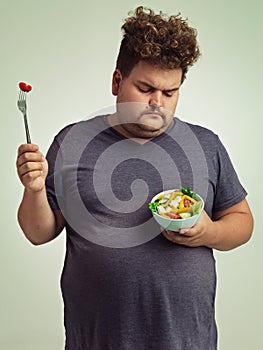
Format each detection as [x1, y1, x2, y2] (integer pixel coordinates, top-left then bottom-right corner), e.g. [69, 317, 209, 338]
[111, 61, 183, 138]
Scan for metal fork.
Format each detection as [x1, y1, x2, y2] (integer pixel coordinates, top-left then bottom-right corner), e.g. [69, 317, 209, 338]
[17, 91, 31, 143]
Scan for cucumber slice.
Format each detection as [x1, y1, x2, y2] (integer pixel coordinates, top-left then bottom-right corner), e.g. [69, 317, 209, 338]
[179, 212, 192, 219]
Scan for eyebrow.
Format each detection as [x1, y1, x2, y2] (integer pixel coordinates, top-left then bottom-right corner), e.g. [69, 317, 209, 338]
[136, 80, 180, 93]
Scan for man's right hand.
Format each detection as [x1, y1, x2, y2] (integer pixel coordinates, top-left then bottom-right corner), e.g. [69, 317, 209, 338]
[16, 144, 48, 193]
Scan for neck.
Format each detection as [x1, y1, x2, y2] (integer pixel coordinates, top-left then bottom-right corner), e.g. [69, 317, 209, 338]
[107, 114, 154, 144]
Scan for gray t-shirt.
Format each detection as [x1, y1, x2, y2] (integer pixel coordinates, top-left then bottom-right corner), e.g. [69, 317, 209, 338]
[46, 116, 247, 350]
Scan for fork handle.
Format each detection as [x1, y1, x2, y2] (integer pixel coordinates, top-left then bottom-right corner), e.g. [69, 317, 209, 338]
[23, 113, 31, 143]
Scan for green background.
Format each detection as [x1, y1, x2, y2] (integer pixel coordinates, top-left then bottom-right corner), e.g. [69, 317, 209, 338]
[1, 0, 262, 349]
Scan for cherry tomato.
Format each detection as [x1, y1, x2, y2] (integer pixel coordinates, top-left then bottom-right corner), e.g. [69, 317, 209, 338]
[19, 82, 32, 92]
[184, 198, 192, 207]
[166, 212, 181, 220]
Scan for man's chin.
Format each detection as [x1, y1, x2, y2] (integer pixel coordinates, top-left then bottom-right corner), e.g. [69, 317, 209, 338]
[140, 114, 164, 128]
[139, 123, 161, 132]
[131, 123, 166, 138]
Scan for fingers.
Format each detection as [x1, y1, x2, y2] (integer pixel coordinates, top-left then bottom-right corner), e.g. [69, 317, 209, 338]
[18, 160, 44, 178]
[162, 228, 176, 243]
[16, 144, 48, 192]
[162, 227, 198, 246]
[179, 228, 190, 235]
[17, 144, 45, 175]
[17, 149, 44, 168]
[161, 212, 213, 248]
[17, 143, 39, 156]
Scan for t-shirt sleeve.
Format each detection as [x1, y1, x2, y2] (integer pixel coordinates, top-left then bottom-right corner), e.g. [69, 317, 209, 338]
[45, 137, 64, 211]
[212, 137, 247, 213]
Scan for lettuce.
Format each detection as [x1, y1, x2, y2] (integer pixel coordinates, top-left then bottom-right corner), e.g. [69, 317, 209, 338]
[149, 199, 161, 212]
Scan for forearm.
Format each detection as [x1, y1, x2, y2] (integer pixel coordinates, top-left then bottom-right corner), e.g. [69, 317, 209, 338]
[16, 143, 64, 245]
[209, 211, 253, 251]
[18, 188, 58, 245]
[162, 200, 254, 250]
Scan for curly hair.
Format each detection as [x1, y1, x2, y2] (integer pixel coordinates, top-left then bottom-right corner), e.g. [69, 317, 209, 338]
[116, 6, 201, 82]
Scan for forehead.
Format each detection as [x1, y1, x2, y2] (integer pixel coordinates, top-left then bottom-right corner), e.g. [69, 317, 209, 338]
[128, 61, 183, 88]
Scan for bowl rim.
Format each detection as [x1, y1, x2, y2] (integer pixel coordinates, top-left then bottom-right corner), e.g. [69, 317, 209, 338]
[150, 188, 204, 221]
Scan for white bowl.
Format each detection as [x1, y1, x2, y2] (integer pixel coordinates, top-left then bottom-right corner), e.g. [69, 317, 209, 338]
[150, 189, 204, 232]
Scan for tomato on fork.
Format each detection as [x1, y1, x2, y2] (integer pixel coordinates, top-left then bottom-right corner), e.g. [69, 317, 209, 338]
[19, 82, 32, 92]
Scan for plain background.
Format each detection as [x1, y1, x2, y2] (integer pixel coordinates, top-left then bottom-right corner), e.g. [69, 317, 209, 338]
[1, 0, 262, 349]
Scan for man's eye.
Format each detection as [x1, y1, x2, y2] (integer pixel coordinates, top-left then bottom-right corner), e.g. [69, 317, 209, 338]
[138, 87, 151, 93]
[163, 91, 173, 97]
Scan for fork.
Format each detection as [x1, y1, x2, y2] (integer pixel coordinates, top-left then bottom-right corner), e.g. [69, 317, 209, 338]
[17, 91, 31, 143]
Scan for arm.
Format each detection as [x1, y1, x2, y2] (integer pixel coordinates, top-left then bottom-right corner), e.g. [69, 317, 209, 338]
[162, 199, 253, 251]
[17, 144, 65, 245]
[209, 199, 253, 250]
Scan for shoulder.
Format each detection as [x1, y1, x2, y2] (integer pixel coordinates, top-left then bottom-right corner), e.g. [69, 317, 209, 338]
[183, 120, 219, 141]
[175, 118, 221, 152]
[53, 115, 107, 144]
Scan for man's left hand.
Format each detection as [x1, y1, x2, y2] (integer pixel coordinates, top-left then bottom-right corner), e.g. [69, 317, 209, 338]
[162, 211, 216, 248]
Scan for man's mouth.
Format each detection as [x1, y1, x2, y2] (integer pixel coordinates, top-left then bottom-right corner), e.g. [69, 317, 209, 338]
[141, 111, 164, 119]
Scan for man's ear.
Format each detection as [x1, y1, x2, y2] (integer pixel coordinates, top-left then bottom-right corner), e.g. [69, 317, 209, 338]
[112, 69, 122, 96]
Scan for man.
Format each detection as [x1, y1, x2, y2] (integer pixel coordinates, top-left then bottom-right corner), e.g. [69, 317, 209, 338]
[16, 6, 253, 349]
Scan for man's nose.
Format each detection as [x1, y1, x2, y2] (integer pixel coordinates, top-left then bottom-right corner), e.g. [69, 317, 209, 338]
[149, 90, 162, 108]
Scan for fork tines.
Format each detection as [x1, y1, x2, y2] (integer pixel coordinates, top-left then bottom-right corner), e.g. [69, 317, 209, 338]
[18, 90, 27, 103]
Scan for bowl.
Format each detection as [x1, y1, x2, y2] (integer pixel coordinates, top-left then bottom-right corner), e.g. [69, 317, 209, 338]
[149, 189, 204, 232]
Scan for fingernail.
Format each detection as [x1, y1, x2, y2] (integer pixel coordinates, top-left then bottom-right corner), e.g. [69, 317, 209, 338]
[179, 229, 188, 235]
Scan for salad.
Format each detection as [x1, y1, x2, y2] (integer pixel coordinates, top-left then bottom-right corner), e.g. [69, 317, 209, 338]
[149, 187, 203, 220]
